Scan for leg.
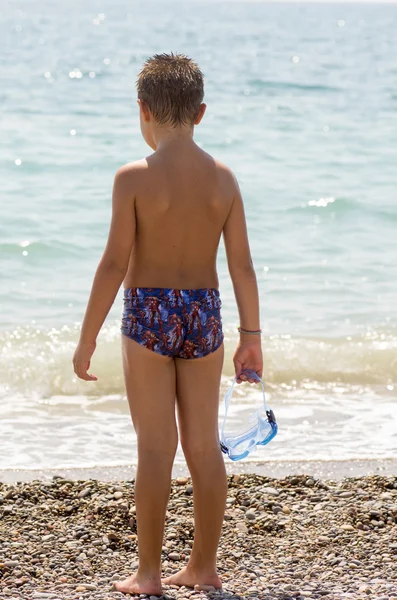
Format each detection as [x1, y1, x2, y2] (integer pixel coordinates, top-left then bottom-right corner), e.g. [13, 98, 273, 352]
[114, 336, 178, 596]
[163, 344, 227, 590]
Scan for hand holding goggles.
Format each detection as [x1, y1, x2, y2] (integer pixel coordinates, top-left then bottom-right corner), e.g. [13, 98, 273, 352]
[220, 370, 278, 461]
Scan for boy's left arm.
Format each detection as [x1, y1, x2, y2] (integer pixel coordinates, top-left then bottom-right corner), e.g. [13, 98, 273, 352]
[73, 165, 136, 381]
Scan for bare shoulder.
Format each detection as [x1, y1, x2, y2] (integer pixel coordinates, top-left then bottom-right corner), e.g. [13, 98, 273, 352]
[112, 159, 148, 197]
[212, 157, 240, 196]
[115, 159, 148, 181]
[198, 147, 238, 188]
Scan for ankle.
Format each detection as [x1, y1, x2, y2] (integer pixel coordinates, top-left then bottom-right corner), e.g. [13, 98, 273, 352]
[187, 560, 217, 575]
[137, 566, 161, 581]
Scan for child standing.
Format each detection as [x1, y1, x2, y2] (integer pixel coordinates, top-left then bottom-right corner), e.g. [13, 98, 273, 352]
[73, 53, 262, 596]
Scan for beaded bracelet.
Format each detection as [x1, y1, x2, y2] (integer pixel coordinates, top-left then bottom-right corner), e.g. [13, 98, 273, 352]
[238, 327, 262, 335]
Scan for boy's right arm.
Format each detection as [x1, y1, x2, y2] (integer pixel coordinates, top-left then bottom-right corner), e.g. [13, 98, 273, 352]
[222, 173, 263, 384]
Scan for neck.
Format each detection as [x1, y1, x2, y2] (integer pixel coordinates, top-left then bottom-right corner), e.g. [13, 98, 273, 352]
[153, 124, 195, 151]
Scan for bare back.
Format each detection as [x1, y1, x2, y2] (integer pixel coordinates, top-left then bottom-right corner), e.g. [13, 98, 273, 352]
[123, 143, 234, 290]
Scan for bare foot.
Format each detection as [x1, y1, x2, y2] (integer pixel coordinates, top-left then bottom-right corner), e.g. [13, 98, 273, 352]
[113, 572, 162, 596]
[162, 565, 222, 589]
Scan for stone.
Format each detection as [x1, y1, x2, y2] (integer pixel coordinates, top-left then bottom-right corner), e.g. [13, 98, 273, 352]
[380, 492, 393, 500]
[4, 561, 19, 568]
[194, 584, 217, 592]
[245, 510, 257, 520]
[168, 552, 180, 561]
[236, 522, 248, 534]
[78, 488, 91, 499]
[113, 491, 123, 500]
[341, 524, 355, 532]
[262, 487, 279, 497]
[176, 477, 188, 485]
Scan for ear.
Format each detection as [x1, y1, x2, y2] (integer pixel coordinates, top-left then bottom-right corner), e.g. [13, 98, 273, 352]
[138, 99, 151, 123]
[195, 103, 206, 125]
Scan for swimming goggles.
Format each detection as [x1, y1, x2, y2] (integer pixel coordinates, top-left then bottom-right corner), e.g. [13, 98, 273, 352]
[220, 370, 278, 461]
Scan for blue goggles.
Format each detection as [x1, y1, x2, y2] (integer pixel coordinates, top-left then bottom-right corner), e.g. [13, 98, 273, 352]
[220, 370, 278, 461]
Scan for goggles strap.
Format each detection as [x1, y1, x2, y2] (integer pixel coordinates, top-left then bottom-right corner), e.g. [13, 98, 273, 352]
[220, 371, 269, 448]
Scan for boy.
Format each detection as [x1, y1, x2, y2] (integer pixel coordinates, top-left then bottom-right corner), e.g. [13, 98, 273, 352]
[73, 53, 262, 596]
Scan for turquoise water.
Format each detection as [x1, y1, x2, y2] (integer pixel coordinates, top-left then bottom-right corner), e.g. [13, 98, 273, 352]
[1, 0, 397, 468]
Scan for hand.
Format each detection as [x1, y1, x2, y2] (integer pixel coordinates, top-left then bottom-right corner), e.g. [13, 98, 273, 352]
[233, 338, 263, 384]
[73, 341, 98, 381]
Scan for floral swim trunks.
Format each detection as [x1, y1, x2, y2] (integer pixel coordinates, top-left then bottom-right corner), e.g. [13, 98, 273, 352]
[121, 287, 224, 359]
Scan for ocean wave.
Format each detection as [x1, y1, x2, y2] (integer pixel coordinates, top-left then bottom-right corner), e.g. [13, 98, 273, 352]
[248, 79, 340, 94]
[1, 325, 396, 400]
[286, 197, 397, 222]
[0, 240, 84, 258]
[287, 196, 356, 214]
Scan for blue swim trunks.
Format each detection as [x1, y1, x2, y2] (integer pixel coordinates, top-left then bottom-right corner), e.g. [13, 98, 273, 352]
[121, 287, 224, 359]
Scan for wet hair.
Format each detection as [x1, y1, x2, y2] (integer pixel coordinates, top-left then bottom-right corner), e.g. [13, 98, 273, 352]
[137, 53, 204, 127]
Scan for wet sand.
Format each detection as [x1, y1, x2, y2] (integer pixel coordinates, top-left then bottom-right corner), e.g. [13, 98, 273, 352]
[1, 458, 396, 484]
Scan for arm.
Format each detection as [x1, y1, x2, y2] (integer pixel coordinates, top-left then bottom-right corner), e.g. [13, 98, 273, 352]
[223, 175, 262, 383]
[73, 166, 136, 381]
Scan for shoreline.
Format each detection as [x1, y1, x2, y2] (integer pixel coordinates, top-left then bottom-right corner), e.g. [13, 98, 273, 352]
[1, 457, 396, 484]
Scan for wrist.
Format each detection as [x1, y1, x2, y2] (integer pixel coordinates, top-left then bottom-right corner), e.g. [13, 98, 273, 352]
[239, 332, 262, 345]
[238, 326, 262, 335]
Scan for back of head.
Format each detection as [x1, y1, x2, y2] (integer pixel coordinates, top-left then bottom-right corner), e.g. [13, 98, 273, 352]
[137, 53, 204, 127]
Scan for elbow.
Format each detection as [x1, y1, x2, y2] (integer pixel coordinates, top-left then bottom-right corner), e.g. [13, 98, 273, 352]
[229, 262, 257, 283]
[99, 257, 128, 279]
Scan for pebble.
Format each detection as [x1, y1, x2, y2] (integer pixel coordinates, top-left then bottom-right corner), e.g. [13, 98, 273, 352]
[235, 522, 248, 534]
[0, 473, 396, 600]
[78, 488, 91, 499]
[262, 486, 279, 496]
[245, 509, 257, 520]
[175, 477, 188, 485]
[194, 584, 217, 592]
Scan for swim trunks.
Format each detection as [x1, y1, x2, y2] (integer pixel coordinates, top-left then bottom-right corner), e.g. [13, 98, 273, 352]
[121, 287, 223, 359]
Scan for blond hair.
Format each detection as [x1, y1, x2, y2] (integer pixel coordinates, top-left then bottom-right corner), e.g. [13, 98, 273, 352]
[137, 53, 204, 127]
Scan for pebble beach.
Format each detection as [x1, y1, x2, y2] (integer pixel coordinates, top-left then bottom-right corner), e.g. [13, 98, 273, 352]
[1, 473, 396, 600]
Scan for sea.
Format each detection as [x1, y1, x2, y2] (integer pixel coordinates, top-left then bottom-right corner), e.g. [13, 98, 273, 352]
[1, 0, 396, 471]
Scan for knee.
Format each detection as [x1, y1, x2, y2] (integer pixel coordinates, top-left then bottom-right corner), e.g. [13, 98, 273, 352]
[180, 435, 220, 466]
[137, 432, 178, 461]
